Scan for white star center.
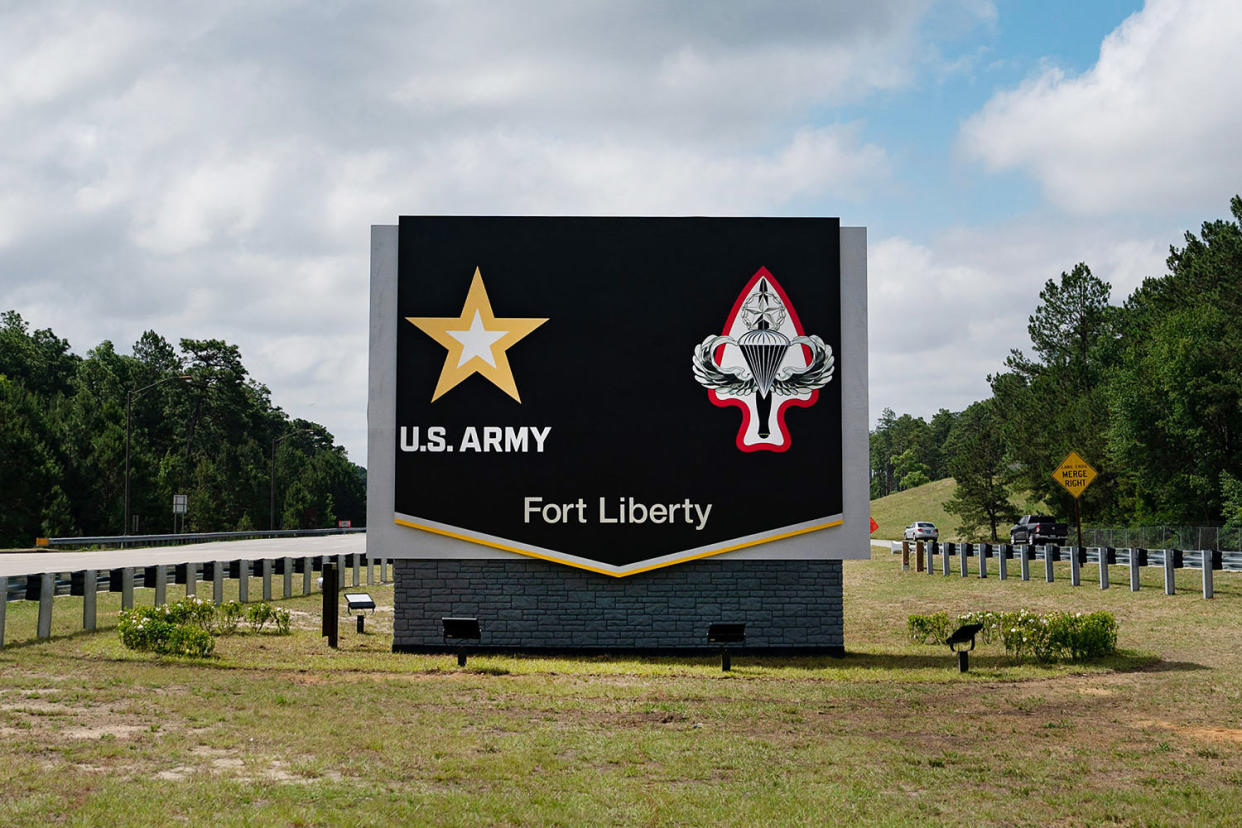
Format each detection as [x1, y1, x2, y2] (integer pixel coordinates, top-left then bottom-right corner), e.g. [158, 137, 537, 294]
[447, 310, 507, 367]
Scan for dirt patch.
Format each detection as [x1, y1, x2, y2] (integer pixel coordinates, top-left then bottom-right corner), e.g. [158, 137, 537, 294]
[0, 699, 82, 714]
[1136, 719, 1242, 743]
[1190, 728, 1242, 743]
[61, 724, 148, 740]
[152, 749, 346, 785]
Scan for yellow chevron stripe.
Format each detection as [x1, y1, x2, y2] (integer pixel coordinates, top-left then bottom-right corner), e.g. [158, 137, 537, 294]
[391, 518, 843, 578]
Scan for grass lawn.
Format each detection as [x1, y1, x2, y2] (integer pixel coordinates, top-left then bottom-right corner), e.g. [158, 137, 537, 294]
[1, 552, 1241, 826]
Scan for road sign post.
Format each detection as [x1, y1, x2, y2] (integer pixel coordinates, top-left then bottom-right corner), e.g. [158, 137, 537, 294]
[1052, 451, 1098, 550]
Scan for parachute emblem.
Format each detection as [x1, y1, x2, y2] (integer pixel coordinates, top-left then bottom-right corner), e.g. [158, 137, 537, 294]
[692, 269, 834, 452]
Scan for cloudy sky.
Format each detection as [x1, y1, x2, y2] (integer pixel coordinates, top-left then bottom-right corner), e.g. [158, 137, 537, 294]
[3, 0, 1240, 463]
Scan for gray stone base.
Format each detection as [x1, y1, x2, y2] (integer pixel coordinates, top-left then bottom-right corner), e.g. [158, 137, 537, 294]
[392, 557, 843, 654]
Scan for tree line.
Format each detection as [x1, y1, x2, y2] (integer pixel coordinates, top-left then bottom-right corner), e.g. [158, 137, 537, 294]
[0, 313, 365, 547]
[873, 196, 1242, 541]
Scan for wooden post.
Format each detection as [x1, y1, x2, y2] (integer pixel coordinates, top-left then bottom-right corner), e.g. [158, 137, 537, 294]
[83, 570, 97, 631]
[998, 544, 1008, 580]
[238, 561, 249, 603]
[1129, 548, 1141, 592]
[262, 560, 273, 601]
[1019, 546, 1030, 581]
[1163, 549, 1176, 595]
[1202, 550, 1214, 599]
[366, 554, 374, 585]
[902, 540, 910, 571]
[1069, 546, 1081, 587]
[121, 567, 134, 610]
[154, 565, 167, 606]
[1043, 546, 1055, 583]
[979, 543, 989, 578]
[37, 573, 54, 639]
[352, 554, 360, 587]
[303, 559, 312, 595]
[282, 557, 293, 599]
[1099, 548, 1110, 590]
[942, 543, 951, 576]
[213, 562, 224, 605]
[185, 563, 197, 598]
[959, 543, 969, 577]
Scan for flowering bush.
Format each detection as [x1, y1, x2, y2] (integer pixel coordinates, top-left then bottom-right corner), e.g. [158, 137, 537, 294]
[907, 611, 952, 644]
[117, 599, 216, 658]
[118, 596, 292, 658]
[165, 625, 216, 658]
[907, 609, 1118, 663]
[214, 600, 243, 635]
[245, 602, 291, 635]
[164, 594, 217, 629]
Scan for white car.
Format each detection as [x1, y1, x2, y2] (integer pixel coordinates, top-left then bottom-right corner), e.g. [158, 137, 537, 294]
[904, 522, 939, 541]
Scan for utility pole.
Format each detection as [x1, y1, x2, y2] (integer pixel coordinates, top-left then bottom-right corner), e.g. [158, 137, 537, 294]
[271, 427, 313, 530]
[124, 375, 191, 535]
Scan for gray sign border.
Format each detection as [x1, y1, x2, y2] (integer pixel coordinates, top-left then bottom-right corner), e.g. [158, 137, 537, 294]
[367, 222, 869, 573]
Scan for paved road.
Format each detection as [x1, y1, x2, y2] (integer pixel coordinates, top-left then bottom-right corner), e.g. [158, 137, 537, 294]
[0, 534, 367, 578]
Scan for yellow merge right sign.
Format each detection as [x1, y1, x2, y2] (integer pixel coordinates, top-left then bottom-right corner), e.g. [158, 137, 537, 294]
[1052, 451, 1097, 499]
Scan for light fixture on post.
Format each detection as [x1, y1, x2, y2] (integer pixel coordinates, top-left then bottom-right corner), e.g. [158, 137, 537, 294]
[124, 374, 191, 536]
[442, 617, 481, 667]
[945, 623, 983, 673]
[345, 592, 376, 633]
[707, 623, 746, 672]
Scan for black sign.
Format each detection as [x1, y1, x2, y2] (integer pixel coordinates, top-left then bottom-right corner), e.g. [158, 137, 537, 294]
[395, 217, 842, 572]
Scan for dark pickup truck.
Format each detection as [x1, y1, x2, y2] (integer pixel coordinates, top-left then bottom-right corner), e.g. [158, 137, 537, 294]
[1009, 515, 1069, 546]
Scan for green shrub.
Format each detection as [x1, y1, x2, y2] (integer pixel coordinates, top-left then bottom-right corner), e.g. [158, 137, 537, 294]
[907, 611, 951, 644]
[214, 601, 243, 635]
[245, 602, 292, 635]
[166, 625, 215, 658]
[907, 609, 1118, 663]
[117, 600, 216, 658]
[1052, 611, 1118, 661]
[117, 595, 292, 658]
[117, 608, 176, 652]
[273, 607, 291, 635]
[164, 595, 216, 630]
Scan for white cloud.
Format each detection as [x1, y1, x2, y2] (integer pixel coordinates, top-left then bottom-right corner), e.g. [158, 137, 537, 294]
[0, 1, 996, 461]
[960, 0, 1242, 213]
[0, 6, 155, 115]
[132, 153, 278, 254]
[868, 218, 1168, 423]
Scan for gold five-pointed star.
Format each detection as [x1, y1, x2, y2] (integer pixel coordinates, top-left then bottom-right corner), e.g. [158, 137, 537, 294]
[406, 268, 548, 403]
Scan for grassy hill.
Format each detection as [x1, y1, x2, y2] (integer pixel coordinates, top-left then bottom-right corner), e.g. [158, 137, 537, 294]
[870, 478, 1052, 542]
[869, 477, 960, 541]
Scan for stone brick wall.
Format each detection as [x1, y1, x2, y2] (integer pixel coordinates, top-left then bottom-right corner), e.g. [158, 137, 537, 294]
[392, 557, 843, 654]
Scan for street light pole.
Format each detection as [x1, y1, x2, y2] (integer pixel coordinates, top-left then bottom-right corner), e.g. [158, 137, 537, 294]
[124, 374, 191, 536]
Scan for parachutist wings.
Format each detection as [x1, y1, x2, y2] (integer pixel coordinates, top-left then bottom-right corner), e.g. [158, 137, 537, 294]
[693, 334, 834, 397]
[772, 336, 834, 395]
[691, 335, 756, 396]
